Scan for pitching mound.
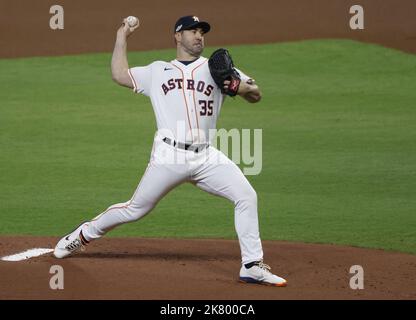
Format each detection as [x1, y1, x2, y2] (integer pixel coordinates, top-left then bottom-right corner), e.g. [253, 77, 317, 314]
[0, 237, 415, 299]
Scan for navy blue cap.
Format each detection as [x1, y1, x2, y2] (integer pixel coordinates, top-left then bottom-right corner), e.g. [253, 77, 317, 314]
[174, 15, 211, 34]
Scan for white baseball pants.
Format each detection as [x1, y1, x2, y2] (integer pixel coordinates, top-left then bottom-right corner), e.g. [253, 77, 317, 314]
[82, 133, 263, 264]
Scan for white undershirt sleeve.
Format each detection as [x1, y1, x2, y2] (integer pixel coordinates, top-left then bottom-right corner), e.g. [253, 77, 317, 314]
[235, 68, 252, 83]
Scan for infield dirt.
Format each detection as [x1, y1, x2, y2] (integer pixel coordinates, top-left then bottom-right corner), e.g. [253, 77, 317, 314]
[1, 237, 415, 299]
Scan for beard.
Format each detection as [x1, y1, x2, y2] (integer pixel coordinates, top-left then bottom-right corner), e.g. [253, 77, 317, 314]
[183, 41, 204, 57]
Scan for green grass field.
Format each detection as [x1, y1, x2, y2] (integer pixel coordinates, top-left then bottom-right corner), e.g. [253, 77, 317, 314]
[1, 40, 415, 254]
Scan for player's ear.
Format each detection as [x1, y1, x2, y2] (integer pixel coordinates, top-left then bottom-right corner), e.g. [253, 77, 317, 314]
[174, 31, 182, 44]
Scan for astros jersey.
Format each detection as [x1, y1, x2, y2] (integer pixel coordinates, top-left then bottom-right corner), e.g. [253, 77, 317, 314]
[128, 56, 250, 144]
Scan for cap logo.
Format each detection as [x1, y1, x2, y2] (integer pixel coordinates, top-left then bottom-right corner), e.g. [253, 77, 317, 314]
[193, 16, 199, 22]
[176, 24, 183, 32]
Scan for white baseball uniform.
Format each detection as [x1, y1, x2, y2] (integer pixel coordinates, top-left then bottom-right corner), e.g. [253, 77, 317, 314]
[82, 56, 264, 264]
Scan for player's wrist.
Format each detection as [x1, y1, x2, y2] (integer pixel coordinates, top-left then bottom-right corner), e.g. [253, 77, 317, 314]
[237, 80, 250, 95]
[117, 28, 127, 37]
[239, 79, 257, 94]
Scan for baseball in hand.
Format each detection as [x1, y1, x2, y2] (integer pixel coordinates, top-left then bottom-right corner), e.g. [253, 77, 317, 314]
[126, 16, 139, 27]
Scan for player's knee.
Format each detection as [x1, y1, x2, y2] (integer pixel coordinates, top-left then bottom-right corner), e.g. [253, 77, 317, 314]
[125, 201, 155, 221]
[246, 188, 258, 206]
[236, 187, 257, 209]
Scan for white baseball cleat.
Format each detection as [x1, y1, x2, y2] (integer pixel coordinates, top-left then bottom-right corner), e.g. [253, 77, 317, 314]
[239, 261, 287, 287]
[54, 222, 90, 259]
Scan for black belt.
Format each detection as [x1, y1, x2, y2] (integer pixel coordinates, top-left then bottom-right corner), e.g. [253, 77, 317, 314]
[162, 137, 209, 153]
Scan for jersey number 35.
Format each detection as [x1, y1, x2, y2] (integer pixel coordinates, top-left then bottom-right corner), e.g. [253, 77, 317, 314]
[199, 100, 213, 116]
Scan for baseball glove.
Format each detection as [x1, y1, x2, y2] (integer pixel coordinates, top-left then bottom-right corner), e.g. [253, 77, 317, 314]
[208, 48, 241, 96]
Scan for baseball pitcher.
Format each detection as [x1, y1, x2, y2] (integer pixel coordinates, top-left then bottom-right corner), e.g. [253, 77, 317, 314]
[54, 15, 287, 287]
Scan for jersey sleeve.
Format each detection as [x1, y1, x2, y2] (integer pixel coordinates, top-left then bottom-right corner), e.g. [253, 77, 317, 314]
[235, 68, 253, 83]
[128, 64, 153, 96]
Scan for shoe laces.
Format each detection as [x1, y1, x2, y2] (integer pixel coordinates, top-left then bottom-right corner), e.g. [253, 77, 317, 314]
[255, 261, 272, 273]
[65, 238, 85, 252]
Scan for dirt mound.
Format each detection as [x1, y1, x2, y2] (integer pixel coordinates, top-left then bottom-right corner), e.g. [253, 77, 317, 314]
[0, 237, 415, 299]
